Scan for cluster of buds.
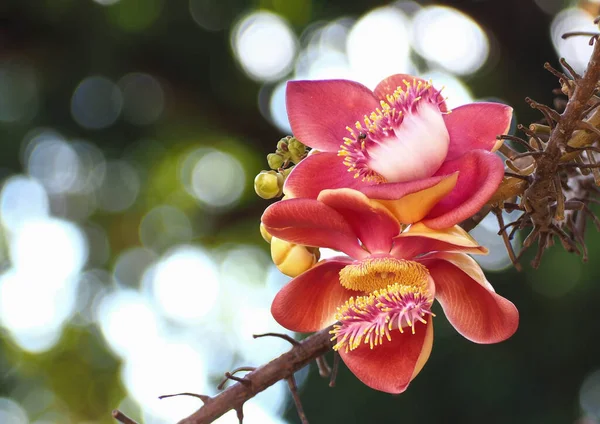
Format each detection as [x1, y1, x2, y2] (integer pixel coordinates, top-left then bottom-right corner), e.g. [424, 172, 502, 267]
[486, 36, 600, 268]
[253, 136, 308, 199]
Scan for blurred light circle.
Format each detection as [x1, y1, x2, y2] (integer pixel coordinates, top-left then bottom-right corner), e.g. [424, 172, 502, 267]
[420, 70, 474, 108]
[95, 160, 140, 212]
[551, 9, 597, 76]
[0, 398, 28, 424]
[73, 268, 111, 325]
[534, 0, 564, 15]
[231, 11, 298, 82]
[307, 49, 353, 80]
[11, 217, 88, 279]
[118, 72, 165, 125]
[0, 175, 50, 232]
[26, 133, 81, 194]
[113, 247, 157, 288]
[93, 0, 121, 4]
[268, 81, 292, 133]
[319, 20, 353, 52]
[147, 245, 219, 323]
[0, 269, 78, 353]
[71, 76, 123, 130]
[123, 341, 209, 422]
[96, 289, 161, 358]
[529, 250, 581, 298]
[189, 0, 238, 31]
[107, 0, 163, 32]
[181, 149, 245, 208]
[347, 6, 411, 88]
[72, 140, 107, 193]
[412, 6, 489, 75]
[0, 61, 38, 123]
[581, 369, 600, 419]
[139, 205, 193, 252]
[219, 244, 270, 289]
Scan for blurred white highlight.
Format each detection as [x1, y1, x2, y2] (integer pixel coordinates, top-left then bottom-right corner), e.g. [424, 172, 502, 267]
[232, 11, 297, 82]
[412, 6, 489, 75]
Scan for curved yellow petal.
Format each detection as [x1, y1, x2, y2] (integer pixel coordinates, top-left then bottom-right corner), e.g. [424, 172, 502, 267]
[375, 172, 458, 224]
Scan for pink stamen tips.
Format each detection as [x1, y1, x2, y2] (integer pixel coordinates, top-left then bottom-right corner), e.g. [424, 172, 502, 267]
[330, 283, 434, 353]
[337, 80, 445, 182]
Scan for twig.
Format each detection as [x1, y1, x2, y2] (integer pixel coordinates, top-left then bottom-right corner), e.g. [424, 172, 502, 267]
[329, 352, 340, 388]
[176, 327, 333, 424]
[112, 410, 139, 424]
[253, 332, 299, 345]
[217, 368, 256, 390]
[315, 355, 331, 378]
[159, 393, 211, 402]
[493, 208, 522, 271]
[287, 375, 309, 424]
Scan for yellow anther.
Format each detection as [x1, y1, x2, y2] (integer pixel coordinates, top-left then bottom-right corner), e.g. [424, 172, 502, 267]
[338, 258, 430, 293]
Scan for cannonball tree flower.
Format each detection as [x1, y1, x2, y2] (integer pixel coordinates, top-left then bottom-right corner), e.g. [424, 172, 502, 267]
[262, 188, 519, 394]
[283, 74, 512, 229]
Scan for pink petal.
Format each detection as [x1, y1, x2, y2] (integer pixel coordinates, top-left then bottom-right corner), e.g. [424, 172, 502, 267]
[317, 189, 400, 254]
[339, 319, 433, 394]
[422, 150, 504, 229]
[391, 223, 488, 259]
[283, 152, 369, 199]
[271, 258, 357, 332]
[374, 74, 448, 112]
[420, 252, 519, 344]
[286, 80, 380, 152]
[262, 198, 368, 259]
[444, 103, 513, 161]
[361, 173, 458, 224]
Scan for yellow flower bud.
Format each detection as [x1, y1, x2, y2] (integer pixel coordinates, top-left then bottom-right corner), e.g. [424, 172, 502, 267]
[259, 222, 273, 244]
[276, 136, 291, 152]
[254, 170, 283, 199]
[271, 237, 320, 277]
[287, 138, 306, 163]
[267, 153, 285, 170]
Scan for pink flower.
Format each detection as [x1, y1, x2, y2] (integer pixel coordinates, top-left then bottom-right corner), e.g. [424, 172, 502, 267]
[284, 74, 512, 229]
[262, 188, 518, 394]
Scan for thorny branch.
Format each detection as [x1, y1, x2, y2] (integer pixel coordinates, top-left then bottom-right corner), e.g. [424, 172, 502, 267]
[113, 24, 600, 424]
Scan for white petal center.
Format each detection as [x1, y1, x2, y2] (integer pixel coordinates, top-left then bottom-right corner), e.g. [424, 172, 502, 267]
[367, 102, 449, 182]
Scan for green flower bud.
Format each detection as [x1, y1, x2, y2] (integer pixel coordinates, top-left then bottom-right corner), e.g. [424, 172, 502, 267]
[254, 170, 283, 199]
[287, 138, 306, 163]
[267, 153, 285, 170]
[277, 136, 291, 152]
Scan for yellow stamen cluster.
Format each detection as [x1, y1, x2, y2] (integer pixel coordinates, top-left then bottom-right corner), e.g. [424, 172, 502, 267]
[339, 257, 429, 292]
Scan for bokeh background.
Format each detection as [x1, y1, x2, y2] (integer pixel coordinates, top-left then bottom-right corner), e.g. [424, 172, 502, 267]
[1, 0, 600, 423]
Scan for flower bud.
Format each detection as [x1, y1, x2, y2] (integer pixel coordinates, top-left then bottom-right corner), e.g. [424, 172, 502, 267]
[254, 170, 283, 199]
[259, 222, 273, 244]
[277, 136, 291, 152]
[271, 237, 320, 277]
[267, 153, 285, 170]
[287, 138, 306, 163]
[280, 166, 293, 178]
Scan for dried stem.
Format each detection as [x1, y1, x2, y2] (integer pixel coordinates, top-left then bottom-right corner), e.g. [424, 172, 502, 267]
[287, 375, 309, 424]
[175, 328, 333, 424]
[112, 410, 139, 424]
